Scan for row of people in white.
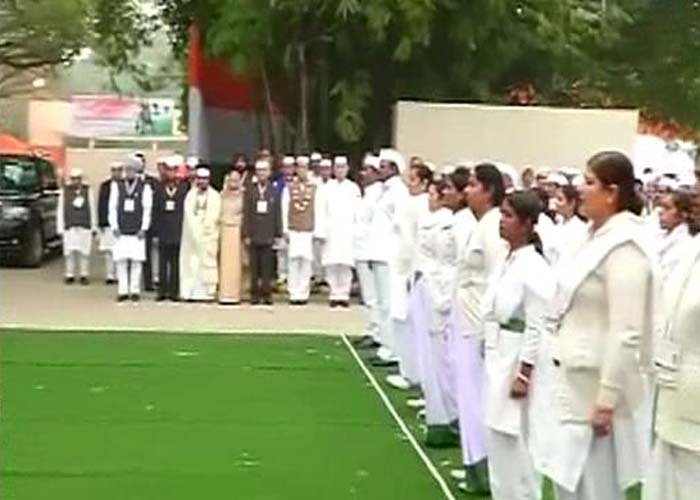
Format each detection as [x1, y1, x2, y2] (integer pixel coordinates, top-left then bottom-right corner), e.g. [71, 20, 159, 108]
[354, 151, 698, 500]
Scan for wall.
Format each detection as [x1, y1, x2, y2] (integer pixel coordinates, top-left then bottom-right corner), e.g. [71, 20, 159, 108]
[64, 148, 179, 187]
[394, 101, 640, 170]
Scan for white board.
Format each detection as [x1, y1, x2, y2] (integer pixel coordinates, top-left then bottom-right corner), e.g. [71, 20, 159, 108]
[394, 101, 639, 170]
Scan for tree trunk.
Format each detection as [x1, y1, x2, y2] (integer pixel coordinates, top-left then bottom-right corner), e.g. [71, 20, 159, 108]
[260, 61, 279, 152]
[298, 43, 309, 151]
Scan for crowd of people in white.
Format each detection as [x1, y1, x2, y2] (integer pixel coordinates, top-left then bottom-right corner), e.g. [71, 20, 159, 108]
[56, 146, 699, 500]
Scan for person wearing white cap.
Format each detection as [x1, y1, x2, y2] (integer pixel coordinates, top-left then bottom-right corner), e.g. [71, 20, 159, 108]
[320, 155, 361, 307]
[646, 192, 700, 500]
[283, 156, 322, 304]
[352, 154, 384, 348]
[179, 167, 221, 302]
[365, 148, 410, 367]
[312, 157, 333, 289]
[132, 153, 159, 293]
[97, 162, 123, 284]
[275, 156, 296, 286]
[57, 168, 96, 285]
[108, 158, 153, 301]
[309, 151, 323, 184]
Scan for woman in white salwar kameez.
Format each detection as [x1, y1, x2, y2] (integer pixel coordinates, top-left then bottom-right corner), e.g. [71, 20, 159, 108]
[549, 184, 588, 265]
[534, 152, 660, 500]
[657, 190, 693, 279]
[482, 190, 554, 500]
[412, 179, 459, 447]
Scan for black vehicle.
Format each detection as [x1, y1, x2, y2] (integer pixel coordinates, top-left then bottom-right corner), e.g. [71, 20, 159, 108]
[0, 153, 61, 267]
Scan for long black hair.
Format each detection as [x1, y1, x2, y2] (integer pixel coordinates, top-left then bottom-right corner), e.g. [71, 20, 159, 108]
[504, 190, 544, 255]
[588, 151, 644, 216]
[474, 163, 505, 207]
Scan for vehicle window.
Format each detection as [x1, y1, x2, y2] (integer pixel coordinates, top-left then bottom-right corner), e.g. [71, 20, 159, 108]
[0, 156, 39, 192]
[37, 159, 58, 189]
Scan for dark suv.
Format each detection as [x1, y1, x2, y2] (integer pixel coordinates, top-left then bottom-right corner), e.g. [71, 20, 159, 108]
[0, 154, 61, 267]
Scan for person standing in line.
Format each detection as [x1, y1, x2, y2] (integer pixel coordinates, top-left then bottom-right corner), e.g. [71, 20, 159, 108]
[645, 175, 700, 500]
[109, 159, 153, 302]
[284, 156, 321, 305]
[57, 168, 96, 285]
[366, 148, 410, 368]
[657, 189, 693, 279]
[180, 167, 221, 302]
[218, 170, 245, 305]
[449, 163, 508, 494]
[322, 156, 361, 308]
[97, 162, 123, 284]
[538, 151, 658, 500]
[411, 179, 460, 447]
[312, 157, 333, 290]
[275, 156, 295, 287]
[133, 154, 159, 292]
[242, 159, 282, 305]
[152, 156, 188, 302]
[385, 160, 432, 389]
[549, 183, 588, 265]
[352, 154, 384, 348]
[482, 190, 553, 500]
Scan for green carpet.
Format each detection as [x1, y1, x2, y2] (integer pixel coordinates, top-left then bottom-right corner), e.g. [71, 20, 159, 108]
[0, 332, 446, 500]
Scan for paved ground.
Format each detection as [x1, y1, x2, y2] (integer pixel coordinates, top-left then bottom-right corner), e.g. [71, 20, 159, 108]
[0, 256, 364, 335]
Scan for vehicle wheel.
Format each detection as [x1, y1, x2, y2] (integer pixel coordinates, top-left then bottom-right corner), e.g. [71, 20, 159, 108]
[21, 225, 44, 268]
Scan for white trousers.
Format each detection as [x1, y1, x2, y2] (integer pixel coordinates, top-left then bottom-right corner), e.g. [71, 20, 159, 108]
[554, 434, 624, 500]
[104, 252, 116, 280]
[116, 260, 143, 296]
[394, 318, 420, 385]
[312, 239, 325, 281]
[487, 429, 541, 500]
[288, 257, 312, 301]
[644, 439, 700, 500]
[355, 261, 380, 338]
[370, 261, 392, 351]
[325, 264, 353, 301]
[420, 331, 457, 425]
[65, 251, 90, 278]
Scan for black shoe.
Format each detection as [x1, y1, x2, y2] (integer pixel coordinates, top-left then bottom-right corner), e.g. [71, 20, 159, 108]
[339, 301, 350, 308]
[169, 297, 180, 302]
[80, 277, 89, 286]
[369, 357, 399, 368]
[105, 279, 117, 285]
[289, 300, 299, 306]
[251, 298, 261, 306]
[117, 294, 129, 302]
[156, 295, 167, 302]
[263, 298, 273, 306]
[353, 336, 381, 349]
[330, 301, 338, 308]
[65, 277, 75, 285]
[298, 300, 308, 306]
[130, 294, 140, 302]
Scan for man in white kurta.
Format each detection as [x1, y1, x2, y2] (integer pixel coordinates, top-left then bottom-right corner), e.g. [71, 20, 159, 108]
[321, 156, 361, 307]
[108, 159, 153, 301]
[312, 157, 333, 287]
[179, 168, 221, 301]
[57, 169, 96, 285]
[366, 149, 410, 366]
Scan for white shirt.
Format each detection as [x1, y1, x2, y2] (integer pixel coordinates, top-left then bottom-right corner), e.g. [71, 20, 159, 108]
[397, 192, 430, 277]
[659, 223, 691, 280]
[454, 207, 508, 335]
[484, 245, 555, 364]
[453, 207, 477, 258]
[547, 215, 588, 266]
[353, 183, 382, 261]
[367, 175, 409, 263]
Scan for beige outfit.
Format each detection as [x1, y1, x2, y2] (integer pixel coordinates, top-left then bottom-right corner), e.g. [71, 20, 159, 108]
[645, 236, 700, 500]
[219, 186, 244, 303]
[542, 211, 660, 499]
